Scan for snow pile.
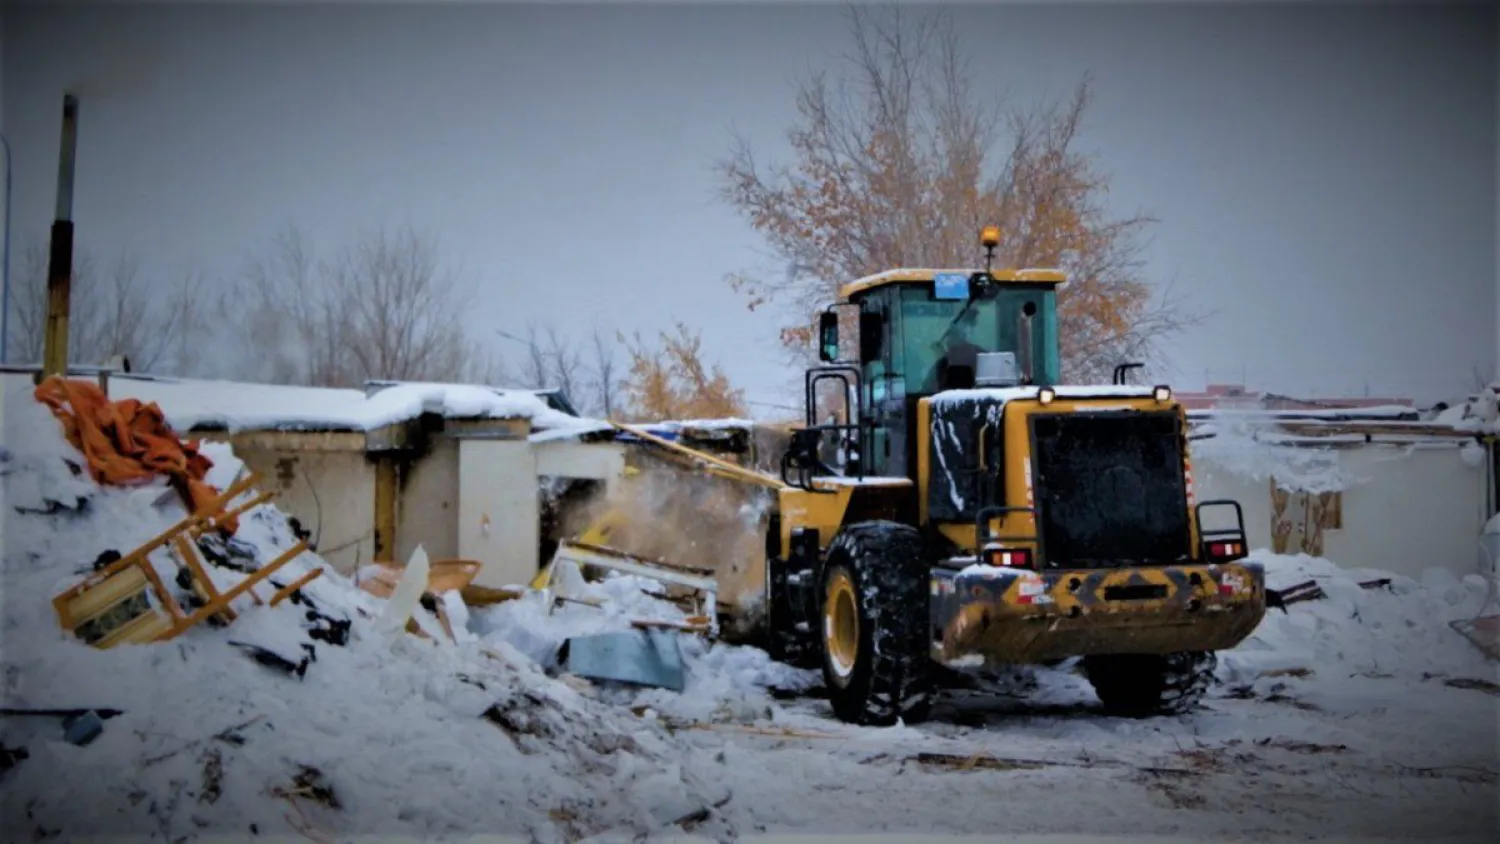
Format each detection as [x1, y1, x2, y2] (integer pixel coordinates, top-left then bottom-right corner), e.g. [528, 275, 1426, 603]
[0, 376, 735, 842]
[1434, 383, 1500, 433]
[104, 374, 596, 436]
[1191, 412, 1357, 493]
[639, 418, 758, 433]
[1217, 551, 1497, 694]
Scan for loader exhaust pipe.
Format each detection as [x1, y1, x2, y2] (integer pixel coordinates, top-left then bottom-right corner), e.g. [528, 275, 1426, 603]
[41, 93, 80, 380]
[1017, 301, 1036, 385]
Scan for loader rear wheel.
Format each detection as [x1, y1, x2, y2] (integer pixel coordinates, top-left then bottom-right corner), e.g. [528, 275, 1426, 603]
[819, 521, 932, 727]
[1082, 651, 1218, 717]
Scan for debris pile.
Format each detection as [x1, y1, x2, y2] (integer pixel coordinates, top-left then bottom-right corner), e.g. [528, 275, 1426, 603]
[1213, 551, 1498, 707]
[469, 556, 819, 726]
[0, 376, 745, 842]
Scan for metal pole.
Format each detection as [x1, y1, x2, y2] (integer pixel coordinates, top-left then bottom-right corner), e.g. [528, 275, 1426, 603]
[1, 134, 11, 364]
[41, 94, 79, 379]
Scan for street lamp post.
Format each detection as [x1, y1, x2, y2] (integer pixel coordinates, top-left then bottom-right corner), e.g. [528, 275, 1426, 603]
[1, 133, 12, 365]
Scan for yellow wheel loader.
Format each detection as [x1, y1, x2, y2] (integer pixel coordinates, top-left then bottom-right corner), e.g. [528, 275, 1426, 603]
[757, 227, 1267, 726]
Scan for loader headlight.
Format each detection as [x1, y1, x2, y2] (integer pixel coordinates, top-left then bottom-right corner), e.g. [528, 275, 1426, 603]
[1038, 387, 1056, 405]
[1153, 385, 1172, 402]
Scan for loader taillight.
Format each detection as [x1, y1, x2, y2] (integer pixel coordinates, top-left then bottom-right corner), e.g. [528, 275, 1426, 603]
[984, 547, 1033, 569]
[1207, 541, 1242, 560]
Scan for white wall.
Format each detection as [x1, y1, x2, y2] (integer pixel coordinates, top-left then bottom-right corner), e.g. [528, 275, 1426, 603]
[535, 440, 625, 482]
[235, 447, 376, 575]
[458, 439, 540, 589]
[1324, 445, 1491, 579]
[1195, 440, 1493, 580]
[454, 439, 629, 588]
[397, 438, 458, 565]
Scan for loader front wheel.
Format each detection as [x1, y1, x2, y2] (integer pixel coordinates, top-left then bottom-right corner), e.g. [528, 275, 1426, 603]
[819, 521, 932, 727]
[1083, 651, 1218, 717]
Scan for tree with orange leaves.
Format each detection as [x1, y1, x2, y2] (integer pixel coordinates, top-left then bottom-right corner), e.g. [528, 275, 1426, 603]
[617, 322, 749, 422]
[716, 7, 1198, 384]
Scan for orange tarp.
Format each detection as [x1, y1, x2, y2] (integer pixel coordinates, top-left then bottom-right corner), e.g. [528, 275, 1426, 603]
[34, 376, 239, 535]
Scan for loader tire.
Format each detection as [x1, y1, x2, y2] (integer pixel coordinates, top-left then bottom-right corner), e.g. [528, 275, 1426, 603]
[819, 521, 933, 727]
[1082, 651, 1218, 718]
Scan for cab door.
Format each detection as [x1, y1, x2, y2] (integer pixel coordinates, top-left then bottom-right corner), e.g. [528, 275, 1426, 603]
[857, 289, 906, 478]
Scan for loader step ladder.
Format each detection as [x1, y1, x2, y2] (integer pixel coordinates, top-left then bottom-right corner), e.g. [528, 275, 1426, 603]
[544, 540, 720, 636]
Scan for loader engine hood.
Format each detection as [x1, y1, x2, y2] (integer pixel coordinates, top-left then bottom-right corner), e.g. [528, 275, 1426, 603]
[927, 387, 1193, 568]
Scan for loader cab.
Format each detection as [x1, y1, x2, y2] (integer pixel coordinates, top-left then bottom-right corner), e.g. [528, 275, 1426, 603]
[811, 267, 1065, 481]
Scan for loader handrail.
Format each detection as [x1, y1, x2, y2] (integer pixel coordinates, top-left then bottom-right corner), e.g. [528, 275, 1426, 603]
[802, 363, 867, 480]
[1193, 498, 1249, 562]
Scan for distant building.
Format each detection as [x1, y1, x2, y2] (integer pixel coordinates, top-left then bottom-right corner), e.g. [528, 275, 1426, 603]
[1173, 383, 1414, 412]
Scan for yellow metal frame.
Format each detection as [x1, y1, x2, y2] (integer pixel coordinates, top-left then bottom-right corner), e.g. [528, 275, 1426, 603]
[839, 267, 1066, 301]
[823, 566, 859, 681]
[917, 393, 1198, 559]
[934, 561, 1266, 664]
[52, 472, 314, 648]
[774, 477, 912, 559]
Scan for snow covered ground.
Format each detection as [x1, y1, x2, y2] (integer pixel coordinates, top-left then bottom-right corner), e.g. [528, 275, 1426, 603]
[471, 551, 1500, 840]
[3, 374, 1497, 841]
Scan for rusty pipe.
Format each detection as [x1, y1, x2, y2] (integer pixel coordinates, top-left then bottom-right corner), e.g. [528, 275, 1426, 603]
[42, 94, 80, 379]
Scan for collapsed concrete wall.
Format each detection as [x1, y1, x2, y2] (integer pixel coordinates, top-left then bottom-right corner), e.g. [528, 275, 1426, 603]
[558, 448, 777, 643]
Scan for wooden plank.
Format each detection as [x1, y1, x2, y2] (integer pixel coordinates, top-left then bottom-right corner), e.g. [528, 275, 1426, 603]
[270, 568, 323, 607]
[460, 584, 525, 607]
[158, 539, 309, 640]
[563, 541, 717, 579]
[358, 559, 481, 600]
[174, 534, 240, 620]
[191, 488, 276, 538]
[58, 565, 151, 631]
[94, 609, 175, 649]
[630, 618, 710, 633]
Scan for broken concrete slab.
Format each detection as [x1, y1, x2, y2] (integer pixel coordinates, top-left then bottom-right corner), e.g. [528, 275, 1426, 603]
[560, 628, 685, 692]
[62, 711, 104, 746]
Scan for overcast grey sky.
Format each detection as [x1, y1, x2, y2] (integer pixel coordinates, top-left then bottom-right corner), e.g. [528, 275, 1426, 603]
[2, 1, 1495, 410]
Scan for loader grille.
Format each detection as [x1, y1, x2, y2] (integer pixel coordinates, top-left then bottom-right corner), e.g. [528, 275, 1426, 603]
[1030, 410, 1191, 569]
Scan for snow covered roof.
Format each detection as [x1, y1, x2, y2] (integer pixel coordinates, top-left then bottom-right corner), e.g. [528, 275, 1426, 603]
[1190, 405, 1421, 422]
[1429, 383, 1500, 434]
[1186, 407, 1484, 443]
[929, 385, 1158, 406]
[529, 416, 764, 446]
[105, 374, 596, 435]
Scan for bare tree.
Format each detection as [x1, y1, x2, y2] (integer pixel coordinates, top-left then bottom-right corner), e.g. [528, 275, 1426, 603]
[716, 6, 1202, 383]
[229, 224, 502, 387]
[5, 234, 207, 373]
[499, 322, 632, 415]
[588, 323, 621, 418]
[493, 321, 629, 418]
